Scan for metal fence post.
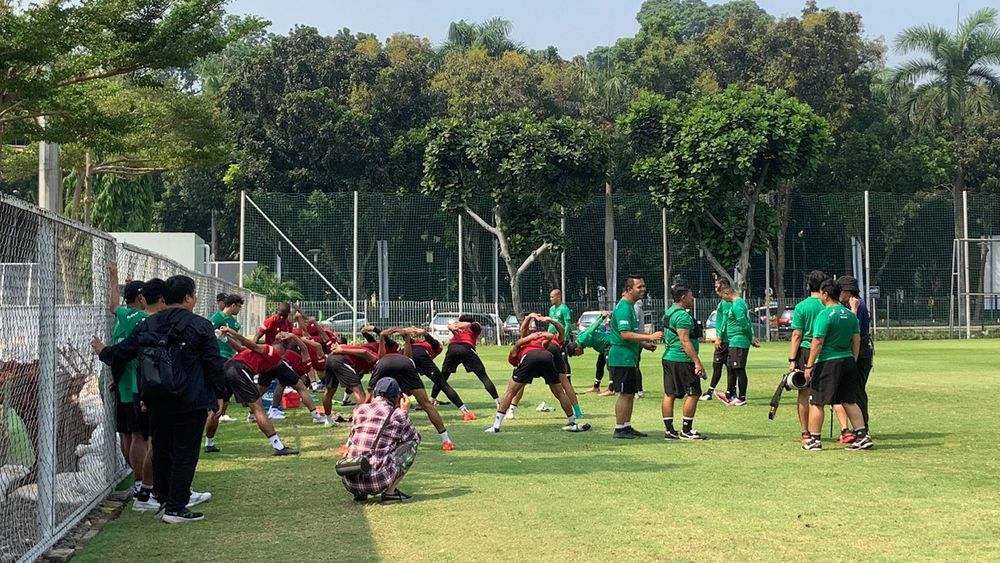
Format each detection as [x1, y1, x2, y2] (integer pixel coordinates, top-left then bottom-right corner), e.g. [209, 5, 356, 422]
[458, 214, 463, 315]
[864, 191, 874, 337]
[239, 190, 246, 288]
[36, 215, 57, 545]
[352, 191, 358, 342]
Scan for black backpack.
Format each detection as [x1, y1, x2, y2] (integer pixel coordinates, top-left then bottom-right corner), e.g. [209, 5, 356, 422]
[138, 314, 193, 401]
[663, 308, 703, 340]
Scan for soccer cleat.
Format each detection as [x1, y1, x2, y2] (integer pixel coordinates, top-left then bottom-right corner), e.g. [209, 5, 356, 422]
[484, 427, 501, 433]
[311, 414, 327, 424]
[847, 435, 874, 450]
[505, 408, 516, 420]
[161, 509, 204, 524]
[837, 431, 856, 444]
[663, 430, 680, 440]
[462, 411, 477, 421]
[187, 491, 211, 508]
[626, 427, 648, 438]
[132, 497, 161, 512]
[442, 441, 455, 451]
[801, 439, 822, 451]
[699, 392, 713, 401]
[613, 429, 638, 439]
[218, 414, 235, 422]
[730, 398, 747, 407]
[680, 430, 705, 441]
[562, 423, 592, 432]
[714, 391, 731, 404]
[204, 444, 221, 453]
[272, 446, 299, 456]
[246, 412, 256, 424]
[268, 408, 286, 420]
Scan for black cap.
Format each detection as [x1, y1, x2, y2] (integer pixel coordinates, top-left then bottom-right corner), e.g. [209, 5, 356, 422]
[123, 281, 147, 303]
[216, 292, 229, 302]
[837, 276, 861, 294]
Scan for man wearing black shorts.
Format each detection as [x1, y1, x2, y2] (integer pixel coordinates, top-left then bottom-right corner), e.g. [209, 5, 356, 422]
[609, 275, 663, 439]
[787, 270, 828, 441]
[322, 342, 378, 420]
[833, 275, 874, 441]
[407, 327, 477, 421]
[434, 315, 500, 407]
[485, 330, 589, 433]
[366, 328, 456, 451]
[660, 283, 708, 440]
[802, 280, 872, 451]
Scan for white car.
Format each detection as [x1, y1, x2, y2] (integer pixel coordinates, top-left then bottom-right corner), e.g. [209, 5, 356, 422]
[577, 310, 606, 333]
[320, 311, 368, 334]
[429, 312, 501, 345]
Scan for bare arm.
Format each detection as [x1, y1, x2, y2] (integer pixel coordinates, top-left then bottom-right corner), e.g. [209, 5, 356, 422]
[448, 321, 471, 333]
[851, 333, 860, 360]
[676, 328, 705, 376]
[403, 331, 413, 358]
[331, 344, 377, 362]
[620, 330, 662, 343]
[804, 338, 824, 381]
[788, 330, 803, 369]
[222, 327, 264, 354]
[545, 316, 565, 342]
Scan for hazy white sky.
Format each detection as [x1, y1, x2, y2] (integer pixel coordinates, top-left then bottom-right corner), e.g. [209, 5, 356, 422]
[226, 0, 996, 65]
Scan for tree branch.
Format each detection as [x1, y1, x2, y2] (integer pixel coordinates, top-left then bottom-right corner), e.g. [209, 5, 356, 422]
[462, 205, 499, 237]
[698, 243, 733, 284]
[515, 242, 553, 278]
[54, 65, 142, 88]
[705, 210, 727, 231]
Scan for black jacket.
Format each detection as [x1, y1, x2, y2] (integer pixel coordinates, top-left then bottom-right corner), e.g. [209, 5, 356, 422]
[99, 307, 226, 414]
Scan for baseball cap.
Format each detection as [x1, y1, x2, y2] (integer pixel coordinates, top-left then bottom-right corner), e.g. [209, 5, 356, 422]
[123, 281, 147, 303]
[373, 377, 401, 403]
[837, 276, 861, 294]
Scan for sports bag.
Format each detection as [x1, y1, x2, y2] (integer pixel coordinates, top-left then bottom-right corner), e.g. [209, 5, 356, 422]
[336, 407, 395, 477]
[137, 314, 193, 401]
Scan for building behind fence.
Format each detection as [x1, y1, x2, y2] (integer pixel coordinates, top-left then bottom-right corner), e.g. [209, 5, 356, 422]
[0, 195, 265, 563]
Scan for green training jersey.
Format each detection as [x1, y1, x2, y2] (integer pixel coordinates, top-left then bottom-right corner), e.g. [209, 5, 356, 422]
[662, 305, 699, 363]
[714, 300, 732, 343]
[608, 298, 640, 367]
[790, 296, 824, 349]
[723, 297, 753, 349]
[576, 314, 609, 352]
[210, 310, 241, 359]
[548, 303, 572, 336]
[813, 303, 859, 362]
[112, 306, 148, 403]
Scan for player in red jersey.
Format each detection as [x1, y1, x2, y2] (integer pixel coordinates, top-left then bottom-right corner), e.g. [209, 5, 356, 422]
[432, 314, 500, 406]
[407, 327, 476, 421]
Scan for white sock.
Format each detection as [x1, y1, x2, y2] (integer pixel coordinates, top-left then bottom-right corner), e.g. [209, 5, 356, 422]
[310, 409, 322, 419]
[134, 481, 142, 493]
[268, 433, 285, 450]
[439, 430, 451, 443]
[459, 404, 469, 413]
[567, 415, 576, 426]
[205, 437, 214, 447]
[493, 410, 505, 430]
[615, 423, 625, 430]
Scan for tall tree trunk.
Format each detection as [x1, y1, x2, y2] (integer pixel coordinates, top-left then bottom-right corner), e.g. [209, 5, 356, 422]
[82, 149, 95, 225]
[462, 229, 481, 301]
[603, 180, 615, 309]
[771, 180, 792, 298]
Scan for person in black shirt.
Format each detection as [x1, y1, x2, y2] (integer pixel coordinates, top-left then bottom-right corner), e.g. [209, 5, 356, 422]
[92, 275, 226, 524]
[833, 275, 874, 439]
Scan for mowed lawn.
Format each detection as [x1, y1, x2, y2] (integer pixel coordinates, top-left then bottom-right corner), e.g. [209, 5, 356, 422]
[77, 340, 1000, 562]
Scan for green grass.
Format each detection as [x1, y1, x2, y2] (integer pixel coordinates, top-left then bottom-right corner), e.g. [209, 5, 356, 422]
[77, 341, 1000, 562]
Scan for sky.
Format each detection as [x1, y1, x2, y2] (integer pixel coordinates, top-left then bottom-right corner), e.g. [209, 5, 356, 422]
[226, 0, 996, 66]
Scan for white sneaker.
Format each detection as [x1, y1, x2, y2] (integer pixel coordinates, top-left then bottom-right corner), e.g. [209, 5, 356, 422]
[323, 418, 338, 428]
[698, 393, 713, 402]
[311, 413, 326, 424]
[484, 427, 500, 433]
[133, 497, 161, 512]
[536, 402, 555, 413]
[246, 412, 256, 423]
[636, 391, 645, 398]
[187, 491, 211, 507]
[218, 414, 235, 422]
[504, 408, 516, 420]
[268, 408, 286, 420]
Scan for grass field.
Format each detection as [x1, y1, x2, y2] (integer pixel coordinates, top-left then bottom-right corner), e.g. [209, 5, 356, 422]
[76, 340, 1000, 562]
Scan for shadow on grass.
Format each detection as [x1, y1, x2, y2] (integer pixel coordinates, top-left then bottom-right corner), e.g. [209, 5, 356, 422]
[870, 432, 950, 440]
[430, 454, 685, 476]
[704, 433, 768, 441]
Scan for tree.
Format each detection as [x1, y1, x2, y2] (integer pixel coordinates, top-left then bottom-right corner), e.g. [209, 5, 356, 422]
[421, 111, 607, 316]
[623, 87, 832, 290]
[892, 7, 1000, 321]
[93, 174, 155, 232]
[637, 0, 766, 40]
[441, 17, 525, 59]
[243, 265, 304, 302]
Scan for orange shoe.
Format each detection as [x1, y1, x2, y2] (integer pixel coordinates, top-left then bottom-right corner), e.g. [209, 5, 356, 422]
[462, 410, 477, 421]
[442, 441, 455, 452]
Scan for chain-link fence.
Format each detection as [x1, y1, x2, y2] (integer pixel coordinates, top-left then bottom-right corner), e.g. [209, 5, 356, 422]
[0, 194, 265, 562]
[243, 189, 1000, 338]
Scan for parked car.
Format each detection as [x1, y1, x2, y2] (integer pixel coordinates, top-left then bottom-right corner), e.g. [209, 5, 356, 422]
[320, 311, 368, 334]
[577, 310, 605, 334]
[429, 312, 501, 344]
[502, 314, 520, 343]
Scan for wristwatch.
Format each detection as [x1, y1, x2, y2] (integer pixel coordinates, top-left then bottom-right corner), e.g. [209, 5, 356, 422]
[787, 357, 796, 362]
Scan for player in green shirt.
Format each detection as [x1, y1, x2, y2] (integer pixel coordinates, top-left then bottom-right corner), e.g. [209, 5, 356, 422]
[701, 277, 732, 402]
[209, 294, 244, 359]
[787, 270, 828, 441]
[715, 279, 759, 406]
[569, 311, 614, 394]
[609, 275, 663, 440]
[802, 279, 872, 451]
[661, 283, 707, 440]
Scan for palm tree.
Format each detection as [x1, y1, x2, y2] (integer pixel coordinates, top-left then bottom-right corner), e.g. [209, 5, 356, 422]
[892, 7, 1000, 324]
[441, 17, 525, 58]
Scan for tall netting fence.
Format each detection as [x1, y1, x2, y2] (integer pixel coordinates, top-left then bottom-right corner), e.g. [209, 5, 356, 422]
[245, 189, 999, 339]
[0, 194, 264, 562]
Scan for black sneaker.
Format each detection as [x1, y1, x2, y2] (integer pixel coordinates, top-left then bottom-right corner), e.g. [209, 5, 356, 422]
[664, 430, 680, 441]
[613, 429, 638, 439]
[680, 429, 705, 441]
[380, 491, 411, 504]
[801, 438, 822, 451]
[204, 445, 221, 453]
[626, 427, 648, 438]
[353, 493, 368, 503]
[847, 435, 873, 450]
[161, 509, 204, 524]
[272, 446, 299, 456]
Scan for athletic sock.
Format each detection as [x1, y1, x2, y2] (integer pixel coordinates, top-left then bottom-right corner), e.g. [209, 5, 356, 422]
[567, 415, 576, 426]
[205, 437, 214, 447]
[663, 417, 675, 433]
[459, 404, 469, 413]
[810, 432, 821, 442]
[682, 417, 694, 433]
[854, 426, 868, 438]
[267, 433, 285, 450]
[707, 387, 714, 394]
[493, 410, 505, 430]
[572, 404, 583, 418]
[439, 430, 451, 443]
[615, 423, 626, 430]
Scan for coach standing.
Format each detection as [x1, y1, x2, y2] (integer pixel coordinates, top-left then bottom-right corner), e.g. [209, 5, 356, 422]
[833, 275, 873, 435]
[609, 275, 662, 439]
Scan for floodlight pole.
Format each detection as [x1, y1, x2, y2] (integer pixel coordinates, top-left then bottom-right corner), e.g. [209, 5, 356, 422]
[239, 190, 246, 288]
[458, 214, 463, 315]
[963, 191, 970, 339]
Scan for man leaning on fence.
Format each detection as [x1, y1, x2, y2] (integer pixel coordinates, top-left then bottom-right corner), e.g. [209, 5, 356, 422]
[93, 275, 226, 523]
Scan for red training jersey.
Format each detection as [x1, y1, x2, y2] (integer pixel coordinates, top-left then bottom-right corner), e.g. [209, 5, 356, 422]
[508, 336, 552, 367]
[340, 345, 377, 374]
[449, 322, 482, 348]
[412, 340, 441, 359]
[283, 349, 312, 376]
[234, 345, 282, 375]
[259, 314, 292, 345]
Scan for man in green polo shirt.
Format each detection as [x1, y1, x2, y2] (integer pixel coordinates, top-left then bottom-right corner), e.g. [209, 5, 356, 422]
[110, 278, 150, 494]
[661, 283, 707, 440]
[802, 279, 871, 451]
[205, 294, 244, 451]
[701, 277, 731, 401]
[716, 279, 758, 406]
[787, 270, 828, 442]
[609, 275, 662, 440]
[547, 288, 575, 387]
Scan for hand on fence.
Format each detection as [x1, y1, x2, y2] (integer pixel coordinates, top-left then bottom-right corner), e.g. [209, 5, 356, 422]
[90, 336, 105, 355]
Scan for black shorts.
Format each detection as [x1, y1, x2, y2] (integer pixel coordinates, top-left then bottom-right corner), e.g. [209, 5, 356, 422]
[809, 357, 862, 406]
[662, 360, 702, 397]
[224, 360, 262, 406]
[609, 366, 640, 394]
[441, 343, 486, 375]
[257, 361, 301, 389]
[794, 347, 811, 371]
[512, 350, 560, 385]
[713, 341, 730, 365]
[547, 343, 569, 375]
[369, 354, 425, 393]
[410, 349, 441, 378]
[115, 397, 148, 437]
[325, 355, 361, 389]
[728, 346, 749, 370]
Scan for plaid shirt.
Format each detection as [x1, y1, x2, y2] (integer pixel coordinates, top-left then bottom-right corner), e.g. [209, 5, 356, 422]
[342, 398, 420, 494]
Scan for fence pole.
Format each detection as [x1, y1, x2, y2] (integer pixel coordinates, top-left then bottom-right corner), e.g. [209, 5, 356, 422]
[765, 246, 771, 342]
[458, 214, 463, 315]
[661, 207, 668, 302]
[493, 238, 499, 318]
[239, 190, 246, 288]
[612, 239, 618, 302]
[864, 190, 874, 337]
[561, 212, 566, 294]
[353, 191, 358, 342]
[36, 215, 57, 544]
[964, 191, 971, 339]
